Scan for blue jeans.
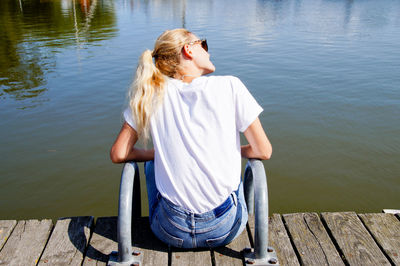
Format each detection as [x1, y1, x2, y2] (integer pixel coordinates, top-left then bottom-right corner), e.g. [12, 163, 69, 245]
[145, 160, 248, 249]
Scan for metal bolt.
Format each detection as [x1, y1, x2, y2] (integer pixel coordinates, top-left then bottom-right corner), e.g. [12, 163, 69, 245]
[243, 247, 252, 253]
[269, 258, 278, 264]
[131, 263, 139, 266]
[267, 247, 274, 252]
[132, 251, 141, 256]
[246, 258, 255, 265]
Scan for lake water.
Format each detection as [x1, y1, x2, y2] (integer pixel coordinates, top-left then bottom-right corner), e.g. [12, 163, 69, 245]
[1, 0, 399, 221]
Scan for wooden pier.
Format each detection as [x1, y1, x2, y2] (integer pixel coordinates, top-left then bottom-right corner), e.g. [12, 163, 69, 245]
[0, 211, 399, 265]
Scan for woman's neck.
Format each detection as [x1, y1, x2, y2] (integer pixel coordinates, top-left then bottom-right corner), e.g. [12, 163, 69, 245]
[181, 74, 198, 83]
[173, 72, 200, 83]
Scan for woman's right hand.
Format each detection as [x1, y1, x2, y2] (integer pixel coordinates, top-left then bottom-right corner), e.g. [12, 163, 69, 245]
[241, 118, 272, 160]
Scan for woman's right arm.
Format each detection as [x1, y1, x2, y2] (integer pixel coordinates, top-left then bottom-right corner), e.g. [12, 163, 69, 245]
[110, 122, 155, 163]
[241, 118, 272, 160]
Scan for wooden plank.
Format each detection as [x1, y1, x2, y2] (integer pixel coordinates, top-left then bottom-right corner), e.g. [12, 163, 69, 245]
[359, 213, 400, 265]
[213, 227, 250, 266]
[83, 216, 168, 265]
[0, 220, 17, 251]
[382, 209, 400, 215]
[0, 219, 53, 265]
[249, 214, 300, 265]
[82, 217, 117, 266]
[268, 214, 300, 266]
[283, 213, 344, 265]
[131, 217, 169, 265]
[321, 212, 391, 265]
[38, 216, 94, 265]
[171, 248, 212, 266]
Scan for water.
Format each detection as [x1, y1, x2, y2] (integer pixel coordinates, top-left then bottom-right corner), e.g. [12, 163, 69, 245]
[0, 0, 399, 221]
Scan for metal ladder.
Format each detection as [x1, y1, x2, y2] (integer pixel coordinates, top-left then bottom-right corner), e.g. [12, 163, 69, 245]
[108, 159, 279, 266]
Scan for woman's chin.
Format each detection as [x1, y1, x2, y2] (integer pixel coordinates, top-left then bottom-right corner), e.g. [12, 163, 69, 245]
[204, 65, 216, 75]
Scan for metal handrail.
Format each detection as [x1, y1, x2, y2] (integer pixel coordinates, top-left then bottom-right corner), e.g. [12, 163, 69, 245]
[243, 159, 279, 265]
[108, 162, 142, 266]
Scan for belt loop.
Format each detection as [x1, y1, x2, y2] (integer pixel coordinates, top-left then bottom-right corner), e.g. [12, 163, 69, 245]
[231, 192, 237, 206]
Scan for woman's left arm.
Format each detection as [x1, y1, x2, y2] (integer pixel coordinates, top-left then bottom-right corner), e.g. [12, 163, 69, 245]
[110, 122, 154, 163]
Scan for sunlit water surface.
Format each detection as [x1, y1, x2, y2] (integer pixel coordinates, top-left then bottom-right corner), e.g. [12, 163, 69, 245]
[0, 0, 399, 220]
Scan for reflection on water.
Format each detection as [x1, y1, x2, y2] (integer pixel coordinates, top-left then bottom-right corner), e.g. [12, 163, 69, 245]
[0, 0, 117, 108]
[0, 0, 399, 221]
[129, 0, 191, 28]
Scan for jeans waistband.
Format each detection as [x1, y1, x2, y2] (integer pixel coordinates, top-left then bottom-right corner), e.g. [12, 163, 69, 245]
[213, 189, 238, 217]
[159, 187, 239, 219]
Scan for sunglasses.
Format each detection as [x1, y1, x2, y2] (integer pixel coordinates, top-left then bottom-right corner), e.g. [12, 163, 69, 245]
[186, 39, 208, 52]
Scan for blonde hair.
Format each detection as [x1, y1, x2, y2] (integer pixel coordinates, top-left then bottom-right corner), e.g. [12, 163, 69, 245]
[129, 28, 193, 140]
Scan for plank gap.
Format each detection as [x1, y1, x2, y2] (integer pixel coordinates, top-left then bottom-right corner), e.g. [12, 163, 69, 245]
[281, 214, 304, 265]
[309, 213, 334, 264]
[210, 249, 216, 266]
[0, 219, 53, 265]
[303, 214, 329, 264]
[80, 217, 96, 266]
[35, 221, 55, 266]
[245, 222, 254, 248]
[82, 216, 118, 265]
[358, 214, 399, 266]
[0, 220, 17, 252]
[168, 245, 172, 266]
[319, 214, 350, 266]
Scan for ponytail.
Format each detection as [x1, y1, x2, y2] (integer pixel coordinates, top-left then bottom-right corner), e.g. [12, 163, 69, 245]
[128, 29, 193, 141]
[129, 50, 165, 141]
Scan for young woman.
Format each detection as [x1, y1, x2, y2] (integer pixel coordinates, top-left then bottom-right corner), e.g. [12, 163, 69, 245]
[110, 28, 272, 249]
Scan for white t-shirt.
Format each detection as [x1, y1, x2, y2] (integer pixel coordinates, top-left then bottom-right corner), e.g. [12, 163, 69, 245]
[124, 75, 263, 213]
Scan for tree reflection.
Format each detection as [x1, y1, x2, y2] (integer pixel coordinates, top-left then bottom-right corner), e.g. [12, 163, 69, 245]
[0, 0, 117, 108]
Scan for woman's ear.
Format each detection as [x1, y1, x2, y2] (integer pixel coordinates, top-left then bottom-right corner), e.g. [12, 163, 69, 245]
[182, 44, 193, 59]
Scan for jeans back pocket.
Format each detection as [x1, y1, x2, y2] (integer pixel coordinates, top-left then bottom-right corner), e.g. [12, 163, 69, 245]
[151, 213, 184, 248]
[205, 215, 242, 248]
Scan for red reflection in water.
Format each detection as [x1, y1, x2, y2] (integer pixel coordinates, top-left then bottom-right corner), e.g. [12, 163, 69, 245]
[79, 0, 91, 14]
